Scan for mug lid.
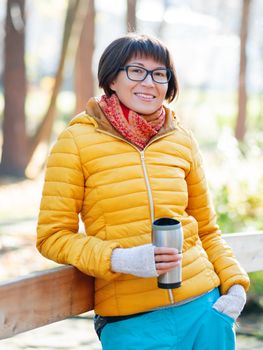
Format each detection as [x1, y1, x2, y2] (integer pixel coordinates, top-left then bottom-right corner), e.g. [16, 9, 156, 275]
[152, 218, 181, 230]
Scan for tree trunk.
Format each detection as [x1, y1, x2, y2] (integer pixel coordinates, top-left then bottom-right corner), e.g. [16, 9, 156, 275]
[0, 0, 27, 177]
[75, 0, 95, 114]
[0, 0, 91, 178]
[235, 0, 251, 141]
[127, 0, 137, 32]
[28, 0, 89, 161]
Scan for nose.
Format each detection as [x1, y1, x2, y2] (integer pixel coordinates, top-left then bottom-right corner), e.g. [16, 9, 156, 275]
[141, 73, 155, 87]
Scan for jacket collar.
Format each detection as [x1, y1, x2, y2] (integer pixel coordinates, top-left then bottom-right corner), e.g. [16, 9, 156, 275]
[82, 97, 179, 146]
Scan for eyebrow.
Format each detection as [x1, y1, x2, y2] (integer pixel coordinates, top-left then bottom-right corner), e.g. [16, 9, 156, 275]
[128, 62, 166, 69]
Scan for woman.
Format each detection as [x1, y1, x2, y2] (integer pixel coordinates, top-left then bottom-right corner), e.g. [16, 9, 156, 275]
[37, 33, 249, 349]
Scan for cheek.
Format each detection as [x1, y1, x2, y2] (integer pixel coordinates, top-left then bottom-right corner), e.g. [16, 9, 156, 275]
[159, 86, 168, 99]
[110, 79, 133, 94]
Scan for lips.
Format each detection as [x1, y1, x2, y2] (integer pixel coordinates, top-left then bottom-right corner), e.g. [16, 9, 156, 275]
[134, 93, 156, 100]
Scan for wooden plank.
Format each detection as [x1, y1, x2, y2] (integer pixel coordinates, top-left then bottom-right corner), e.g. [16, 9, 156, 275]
[0, 266, 94, 339]
[223, 231, 263, 273]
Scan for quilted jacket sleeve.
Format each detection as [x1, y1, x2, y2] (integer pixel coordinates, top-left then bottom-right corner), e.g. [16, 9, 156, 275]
[185, 131, 250, 294]
[36, 128, 121, 280]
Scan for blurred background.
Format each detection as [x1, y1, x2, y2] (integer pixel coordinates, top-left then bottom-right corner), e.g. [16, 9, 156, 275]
[0, 0, 262, 348]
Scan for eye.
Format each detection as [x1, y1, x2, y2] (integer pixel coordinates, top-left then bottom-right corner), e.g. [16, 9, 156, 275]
[129, 67, 145, 74]
[153, 70, 166, 78]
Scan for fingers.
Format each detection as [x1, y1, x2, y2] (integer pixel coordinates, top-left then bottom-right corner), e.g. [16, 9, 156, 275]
[156, 261, 181, 275]
[154, 247, 181, 262]
[154, 247, 179, 255]
[155, 252, 180, 263]
[154, 247, 182, 276]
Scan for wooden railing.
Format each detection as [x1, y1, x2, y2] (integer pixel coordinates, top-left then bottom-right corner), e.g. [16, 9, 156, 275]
[0, 231, 263, 339]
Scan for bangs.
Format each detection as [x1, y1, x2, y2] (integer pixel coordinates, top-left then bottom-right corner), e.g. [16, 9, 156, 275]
[124, 40, 170, 67]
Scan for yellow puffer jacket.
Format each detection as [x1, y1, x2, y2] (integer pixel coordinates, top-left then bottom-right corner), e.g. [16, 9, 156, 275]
[37, 98, 249, 316]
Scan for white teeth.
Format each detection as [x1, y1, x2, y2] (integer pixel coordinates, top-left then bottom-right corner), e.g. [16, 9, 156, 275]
[135, 93, 155, 99]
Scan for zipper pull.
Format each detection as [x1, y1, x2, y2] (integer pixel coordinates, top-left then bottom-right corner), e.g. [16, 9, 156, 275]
[140, 151, 145, 160]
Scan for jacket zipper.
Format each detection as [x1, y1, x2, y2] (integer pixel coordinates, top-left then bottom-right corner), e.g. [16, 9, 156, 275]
[97, 129, 176, 304]
[140, 149, 175, 304]
[140, 150, 154, 223]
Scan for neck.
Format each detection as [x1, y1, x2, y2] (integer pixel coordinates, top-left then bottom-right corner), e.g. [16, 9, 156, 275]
[119, 101, 130, 121]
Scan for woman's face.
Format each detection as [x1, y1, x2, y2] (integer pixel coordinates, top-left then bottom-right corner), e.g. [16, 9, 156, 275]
[110, 56, 168, 115]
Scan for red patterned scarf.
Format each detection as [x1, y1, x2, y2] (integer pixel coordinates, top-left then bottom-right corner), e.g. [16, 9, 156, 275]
[98, 94, 165, 149]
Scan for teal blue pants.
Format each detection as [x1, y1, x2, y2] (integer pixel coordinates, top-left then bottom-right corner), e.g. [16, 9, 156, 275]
[100, 288, 235, 350]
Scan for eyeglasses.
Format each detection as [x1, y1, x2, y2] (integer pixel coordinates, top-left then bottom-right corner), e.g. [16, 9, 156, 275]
[119, 65, 171, 84]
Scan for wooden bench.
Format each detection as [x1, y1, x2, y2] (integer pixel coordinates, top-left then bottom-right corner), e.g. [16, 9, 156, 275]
[1, 231, 263, 339]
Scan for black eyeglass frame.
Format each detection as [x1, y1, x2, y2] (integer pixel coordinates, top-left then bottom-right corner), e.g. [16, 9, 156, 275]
[119, 65, 172, 84]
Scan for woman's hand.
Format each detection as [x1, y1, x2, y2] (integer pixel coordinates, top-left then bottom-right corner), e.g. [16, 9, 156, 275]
[212, 284, 246, 321]
[111, 244, 158, 277]
[154, 247, 182, 275]
[111, 245, 182, 278]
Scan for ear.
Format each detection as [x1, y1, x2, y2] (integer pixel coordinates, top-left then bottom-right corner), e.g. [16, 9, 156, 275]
[110, 80, 116, 91]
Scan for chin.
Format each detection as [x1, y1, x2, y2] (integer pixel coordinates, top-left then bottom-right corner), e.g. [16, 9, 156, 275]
[139, 109, 157, 115]
[134, 105, 158, 115]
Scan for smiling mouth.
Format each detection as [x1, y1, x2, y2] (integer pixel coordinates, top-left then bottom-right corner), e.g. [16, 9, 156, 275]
[134, 93, 156, 100]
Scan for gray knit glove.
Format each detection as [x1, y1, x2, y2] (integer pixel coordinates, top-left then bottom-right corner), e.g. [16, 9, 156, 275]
[213, 284, 246, 320]
[111, 244, 158, 277]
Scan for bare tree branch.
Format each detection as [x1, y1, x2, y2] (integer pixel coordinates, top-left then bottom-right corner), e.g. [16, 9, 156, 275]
[235, 0, 251, 141]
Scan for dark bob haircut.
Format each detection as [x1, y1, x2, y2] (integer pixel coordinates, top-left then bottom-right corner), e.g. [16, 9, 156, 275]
[98, 33, 179, 103]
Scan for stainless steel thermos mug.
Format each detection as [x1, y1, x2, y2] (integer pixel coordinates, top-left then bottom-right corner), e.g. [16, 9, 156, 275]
[152, 218, 183, 289]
